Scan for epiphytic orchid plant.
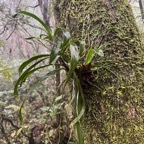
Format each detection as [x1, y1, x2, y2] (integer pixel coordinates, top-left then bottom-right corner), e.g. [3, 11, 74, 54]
[14, 11, 104, 144]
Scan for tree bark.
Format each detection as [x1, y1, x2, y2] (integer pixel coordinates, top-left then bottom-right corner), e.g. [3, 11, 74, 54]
[139, 0, 144, 22]
[38, 0, 51, 27]
[54, 0, 144, 143]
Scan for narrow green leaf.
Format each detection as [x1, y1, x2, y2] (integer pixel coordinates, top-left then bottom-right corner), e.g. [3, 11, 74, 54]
[43, 35, 53, 41]
[85, 48, 96, 65]
[60, 53, 70, 63]
[60, 37, 70, 52]
[76, 95, 84, 143]
[16, 128, 23, 137]
[70, 94, 85, 127]
[95, 48, 104, 57]
[76, 122, 84, 144]
[19, 54, 49, 75]
[14, 59, 49, 98]
[19, 11, 52, 40]
[79, 41, 85, 56]
[70, 39, 80, 44]
[49, 36, 61, 64]
[25, 36, 35, 40]
[71, 102, 85, 126]
[60, 31, 71, 52]
[18, 99, 26, 126]
[22, 64, 51, 80]
[14, 76, 26, 99]
[71, 74, 85, 144]
[65, 44, 79, 83]
[49, 46, 60, 64]
[54, 27, 62, 37]
[70, 74, 85, 125]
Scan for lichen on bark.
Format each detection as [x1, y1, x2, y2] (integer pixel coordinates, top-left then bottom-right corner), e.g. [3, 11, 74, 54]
[53, 0, 144, 143]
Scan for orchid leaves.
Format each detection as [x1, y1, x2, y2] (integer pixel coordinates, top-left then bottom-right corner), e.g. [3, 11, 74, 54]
[14, 11, 104, 144]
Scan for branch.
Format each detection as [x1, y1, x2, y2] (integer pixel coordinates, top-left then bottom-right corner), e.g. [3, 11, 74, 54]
[0, 23, 8, 35]
[6, 22, 17, 40]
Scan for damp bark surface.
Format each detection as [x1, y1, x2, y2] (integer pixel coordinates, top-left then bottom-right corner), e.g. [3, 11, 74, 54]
[54, 0, 144, 143]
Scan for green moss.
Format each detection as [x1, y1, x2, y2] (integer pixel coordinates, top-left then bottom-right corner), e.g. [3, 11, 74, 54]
[54, 0, 144, 143]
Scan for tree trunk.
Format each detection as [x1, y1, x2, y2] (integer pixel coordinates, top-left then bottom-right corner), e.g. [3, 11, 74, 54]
[139, 0, 144, 22]
[54, 0, 144, 143]
[38, 0, 51, 27]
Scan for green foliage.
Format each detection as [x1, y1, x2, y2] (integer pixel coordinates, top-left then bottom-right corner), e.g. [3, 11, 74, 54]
[19, 11, 52, 40]
[85, 48, 104, 65]
[14, 11, 104, 144]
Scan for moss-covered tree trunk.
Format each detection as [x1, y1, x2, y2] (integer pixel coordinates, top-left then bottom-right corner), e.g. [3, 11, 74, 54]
[54, 0, 144, 143]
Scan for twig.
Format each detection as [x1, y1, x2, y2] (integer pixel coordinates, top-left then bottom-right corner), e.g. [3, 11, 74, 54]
[26, 4, 40, 9]
[6, 22, 17, 40]
[0, 24, 8, 35]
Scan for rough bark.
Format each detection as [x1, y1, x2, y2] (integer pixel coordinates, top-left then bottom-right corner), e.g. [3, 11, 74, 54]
[54, 0, 144, 143]
[139, 0, 144, 21]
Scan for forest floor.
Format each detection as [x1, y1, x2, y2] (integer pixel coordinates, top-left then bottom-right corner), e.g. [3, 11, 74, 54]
[0, 59, 75, 144]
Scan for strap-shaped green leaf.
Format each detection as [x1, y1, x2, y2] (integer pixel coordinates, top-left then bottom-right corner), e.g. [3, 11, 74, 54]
[19, 54, 49, 75]
[49, 37, 60, 64]
[60, 31, 72, 52]
[70, 73, 85, 144]
[22, 64, 51, 81]
[75, 122, 84, 144]
[70, 75, 85, 126]
[79, 41, 85, 57]
[75, 101, 85, 125]
[49, 47, 59, 64]
[25, 36, 36, 40]
[86, 48, 104, 65]
[60, 37, 70, 52]
[54, 27, 63, 37]
[18, 99, 26, 125]
[19, 11, 53, 40]
[60, 53, 70, 63]
[95, 48, 104, 57]
[14, 59, 50, 98]
[85, 48, 96, 65]
[65, 44, 79, 82]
